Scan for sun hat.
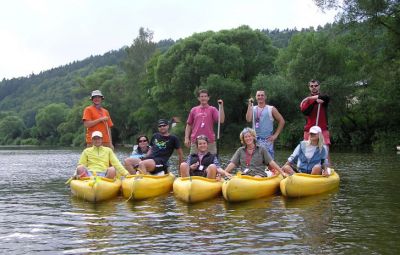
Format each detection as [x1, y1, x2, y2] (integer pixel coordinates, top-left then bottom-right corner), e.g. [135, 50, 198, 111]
[90, 90, 104, 99]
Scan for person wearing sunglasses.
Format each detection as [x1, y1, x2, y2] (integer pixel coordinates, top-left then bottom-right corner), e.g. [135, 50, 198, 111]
[245, 90, 285, 159]
[136, 119, 183, 175]
[179, 135, 230, 179]
[82, 90, 114, 149]
[124, 135, 150, 174]
[300, 79, 331, 160]
[223, 128, 286, 177]
[282, 126, 329, 176]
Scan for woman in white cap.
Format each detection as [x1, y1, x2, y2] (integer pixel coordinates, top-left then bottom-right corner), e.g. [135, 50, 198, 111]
[82, 90, 114, 149]
[282, 125, 329, 176]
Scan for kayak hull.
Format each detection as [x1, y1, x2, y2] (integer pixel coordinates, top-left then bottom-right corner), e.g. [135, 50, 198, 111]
[122, 173, 175, 200]
[173, 176, 222, 203]
[70, 176, 121, 202]
[222, 173, 283, 202]
[280, 169, 340, 197]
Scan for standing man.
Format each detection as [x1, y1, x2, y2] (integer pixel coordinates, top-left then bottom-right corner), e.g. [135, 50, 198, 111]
[137, 119, 184, 175]
[300, 79, 330, 148]
[246, 90, 285, 159]
[82, 90, 114, 149]
[184, 89, 225, 154]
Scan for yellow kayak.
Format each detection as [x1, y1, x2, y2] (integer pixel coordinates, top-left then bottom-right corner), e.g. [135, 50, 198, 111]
[280, 169, 340, 197]
[70, 176, 121, 202]
[122, 173, 175, 200]
[222, 173, 283, 202]
[173, 176, 222, 203]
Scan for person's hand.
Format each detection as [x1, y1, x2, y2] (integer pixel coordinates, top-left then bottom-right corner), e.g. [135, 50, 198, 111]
[267, 135, 277, 143]
[190, 162, 199, 170]
[322, 169, 329, 176]
[217, 99, 224, 106]
[100, 116, 109, 122]
[223, 171, 232, 178]
[316, 98, 324, 104]
[248, 98, 254, 104]
[184, 137, 191, 148]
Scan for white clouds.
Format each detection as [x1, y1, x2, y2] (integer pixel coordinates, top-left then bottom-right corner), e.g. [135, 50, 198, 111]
[0, 0, 337, 79]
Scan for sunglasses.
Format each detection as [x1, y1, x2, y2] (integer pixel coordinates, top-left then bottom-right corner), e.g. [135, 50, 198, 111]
[138, 139, 148, 143]
[158, 124, 167, 127]
[196, 135, 209, 142]
[309, 84, 319, 88]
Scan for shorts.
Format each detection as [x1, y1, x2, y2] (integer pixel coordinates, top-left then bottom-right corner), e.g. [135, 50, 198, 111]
[256, 136, 274, 159]
[142, 156, 169, 175]
[190, 169, 207, 177]
[80, 169, 107, 177]
[304, 130, 331, 145]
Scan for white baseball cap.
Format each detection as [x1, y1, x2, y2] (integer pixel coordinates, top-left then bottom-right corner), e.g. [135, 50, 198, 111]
[91, 131, 103, 138]
[309, 126, 322, 134]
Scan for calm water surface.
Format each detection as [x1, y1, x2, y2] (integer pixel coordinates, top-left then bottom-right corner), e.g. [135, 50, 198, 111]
[0, 148, 399, 254]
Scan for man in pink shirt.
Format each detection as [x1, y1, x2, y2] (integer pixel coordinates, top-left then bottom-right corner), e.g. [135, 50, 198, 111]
[184, 89, 225, 154]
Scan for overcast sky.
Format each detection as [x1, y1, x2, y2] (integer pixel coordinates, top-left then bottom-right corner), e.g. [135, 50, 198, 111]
[0, 0, 337, 80]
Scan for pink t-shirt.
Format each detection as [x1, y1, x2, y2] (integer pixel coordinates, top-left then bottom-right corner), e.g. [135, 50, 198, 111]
[187, 105, 219, 143]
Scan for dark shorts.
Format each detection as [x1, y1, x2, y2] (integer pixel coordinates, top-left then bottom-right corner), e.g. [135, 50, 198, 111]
[190, 169, 207, 177]
[294, 165, 311, 174]
[143, 156, 169, 174]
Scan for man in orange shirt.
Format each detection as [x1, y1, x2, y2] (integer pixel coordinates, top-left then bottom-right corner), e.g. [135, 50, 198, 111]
[82, 90, 114, 149]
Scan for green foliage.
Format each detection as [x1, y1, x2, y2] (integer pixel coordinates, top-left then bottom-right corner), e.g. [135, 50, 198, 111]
[0, 115, 25, 141]
[1, 23, 399, 152]
[35, 103, 70, 143]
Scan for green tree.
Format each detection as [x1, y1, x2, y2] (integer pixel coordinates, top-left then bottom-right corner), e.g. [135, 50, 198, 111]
[35, 103, 69, 144]
[146, 26, 277, 129]
[0, 115, 25, 144]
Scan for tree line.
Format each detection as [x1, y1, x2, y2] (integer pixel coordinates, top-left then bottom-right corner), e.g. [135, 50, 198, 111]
[0, 1, 399, 151]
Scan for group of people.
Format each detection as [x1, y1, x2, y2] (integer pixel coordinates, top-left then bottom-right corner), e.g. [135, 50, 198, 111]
[76, 80, 331, 179]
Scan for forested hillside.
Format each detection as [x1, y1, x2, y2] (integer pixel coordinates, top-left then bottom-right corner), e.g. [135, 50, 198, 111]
[1, 1, 399, 151]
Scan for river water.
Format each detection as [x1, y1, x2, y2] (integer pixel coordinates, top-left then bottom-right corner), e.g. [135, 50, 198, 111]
[0, 148, 399, 254]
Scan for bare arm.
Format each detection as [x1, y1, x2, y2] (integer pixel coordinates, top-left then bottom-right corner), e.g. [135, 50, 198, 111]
[268, 160, 287, 177]
[224, 162, 237, 173]
[83, 116, 109, 128]
[245, 99, 253, 122]
[268, 107, 285, 142]
[184, 124, 192, 148]
[176, 148, 184, 168]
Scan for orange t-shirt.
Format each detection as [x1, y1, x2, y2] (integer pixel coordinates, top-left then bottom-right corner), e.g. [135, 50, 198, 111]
[82, 105, 113, 143]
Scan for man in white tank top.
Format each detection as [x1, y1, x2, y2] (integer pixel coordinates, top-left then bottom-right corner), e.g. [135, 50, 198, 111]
[245, 90, 285, 159]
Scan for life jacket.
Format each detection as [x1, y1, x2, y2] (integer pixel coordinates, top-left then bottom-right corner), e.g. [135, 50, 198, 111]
[189, 152, 216, 171]
[297, 141, 327, 173]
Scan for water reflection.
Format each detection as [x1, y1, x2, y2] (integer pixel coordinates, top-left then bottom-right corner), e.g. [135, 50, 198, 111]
[1, 148, 400, 254]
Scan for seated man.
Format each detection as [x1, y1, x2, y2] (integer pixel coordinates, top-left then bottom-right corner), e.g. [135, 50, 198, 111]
[137, 119, 183, 175]
[76, 131, 129, 179]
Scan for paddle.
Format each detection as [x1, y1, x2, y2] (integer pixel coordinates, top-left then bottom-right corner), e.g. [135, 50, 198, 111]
[250, 98, 255, 129]
[316, 103, 321, 126]
[217, 100, 222, 158]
